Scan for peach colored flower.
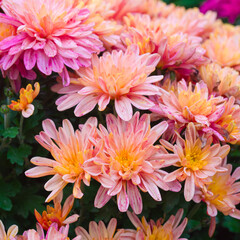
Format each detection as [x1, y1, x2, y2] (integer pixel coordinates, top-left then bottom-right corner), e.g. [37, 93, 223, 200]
[151, 79, 224, 127]
[160, 8, 220, 39]
[21, 223, 81, 240]
[8, 82, 40, 118]
[146, 0, 178, 19]
[127, 209, 188, 240]
[205, 96, 240, 144]
[108, 0, 153, 21]
[0, 220, 18, 240]
[91, 112, 181, 214]
[25, 118, 105, 202]
[83, 0, 122, 49]
[75, 218, 132, 240]
[121, 14, 208, 75]
[193, 164, 240, 219]
[199, 63, 240, 103]
[161, 123, 229, 201]
[0, 0, 102, 89]
[53, 45, 162, 121]
[203, 24, 240, 70]
[35, 191, 79, 231]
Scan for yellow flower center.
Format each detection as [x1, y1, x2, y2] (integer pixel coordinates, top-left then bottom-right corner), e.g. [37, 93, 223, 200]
[148, 225, 173, 240]
[179, 89, 215, 118]
[183, 141, 207, 171]
[115, 150, 136, 172]
[205, 173, 230, 206]
[52, 138, 91, 181]
[0, 23, 16, 41]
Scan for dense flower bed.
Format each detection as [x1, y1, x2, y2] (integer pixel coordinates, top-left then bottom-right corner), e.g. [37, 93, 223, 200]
[0, 0, 240, 239]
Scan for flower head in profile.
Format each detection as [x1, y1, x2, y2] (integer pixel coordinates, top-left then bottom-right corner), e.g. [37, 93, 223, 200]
[22, 223, 81, 240]
[127, 209, 188, 240]
[199, 63, 240, 102]
[35, 191, 79, 231]
[0, 0, 102, 89]
[8, 82, 40, 118]
[0, 220, 18, 240]
[75, 218, 130, 240]
[25, 118, 103, 202]
[161, 123, 229, 201]
[194, 164, 240, 219]
[200, 0, 240, 24]
[53, 45, 162, 121]
[203, 25, 240, 70]
[208, 96, 240, 144]
[92, 112, 181, 214]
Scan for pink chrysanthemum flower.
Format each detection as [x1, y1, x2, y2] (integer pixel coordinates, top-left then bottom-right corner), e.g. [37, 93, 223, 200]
[193, 164, 240, 219]
[160, 8, 220, 39]
[0, 0, 102, 89]
[0, 220, 18, 240]
[199, 63, 240, 103]
[25, 118, 106, 202]
[53, 45, 162, 121]
[91, 112, 181, 214]
[121, 14, 208, 75]
[161, 123, 229, 201]
[203, 25, 240, 70]
[127, 209, 188, 240]
[200, 0, 240, 24]
[83, 0, 122, 49]
[108, 0, 153, 21]
[75, 218, 132, 240]
[151, 79, 224, 127]
[205, 96, 240, 144]
[21, 223, 81, 240]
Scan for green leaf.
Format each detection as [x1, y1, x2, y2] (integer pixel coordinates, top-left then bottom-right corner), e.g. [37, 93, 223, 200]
[7, 144, 32, 166]
[0, 195, 12, 211]
[223, 216, 240, 233]
[1, 127, 19, 138]
[0, 180, 21, 211]
[13, 188, 45, 218]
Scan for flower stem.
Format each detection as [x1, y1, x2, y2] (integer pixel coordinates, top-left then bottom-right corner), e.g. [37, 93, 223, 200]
[19, 115, 24, 144]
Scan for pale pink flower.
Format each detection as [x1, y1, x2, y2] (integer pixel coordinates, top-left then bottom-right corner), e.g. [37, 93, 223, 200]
[53, 45, 162, 121]
[193, 164, 240, 219]
[160, 8, 220, 39]
[0, 0, 102, 90]
[161, 123, 229, 201]
[127, 209, 188, 240]
[83, 0, 123, 49]
[75, 218, 133, 240]
[199, 63, 240, 103]
[25, 118, 105, 202]
[91, 112, 181, 214]
[108, 0, 153, 21]
[21, 223, 80, 240]
[121, 14, 208, 75]
[203, 24, 240, 70]
[0, 220, 18, 240]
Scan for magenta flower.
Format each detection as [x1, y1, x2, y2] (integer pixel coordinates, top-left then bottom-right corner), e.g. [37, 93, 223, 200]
[200, 0, 240, 23]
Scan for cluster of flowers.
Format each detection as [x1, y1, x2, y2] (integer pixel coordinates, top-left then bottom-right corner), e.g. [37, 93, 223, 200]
[1, 0, 240, 239]
[0, 195, 187, 239]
